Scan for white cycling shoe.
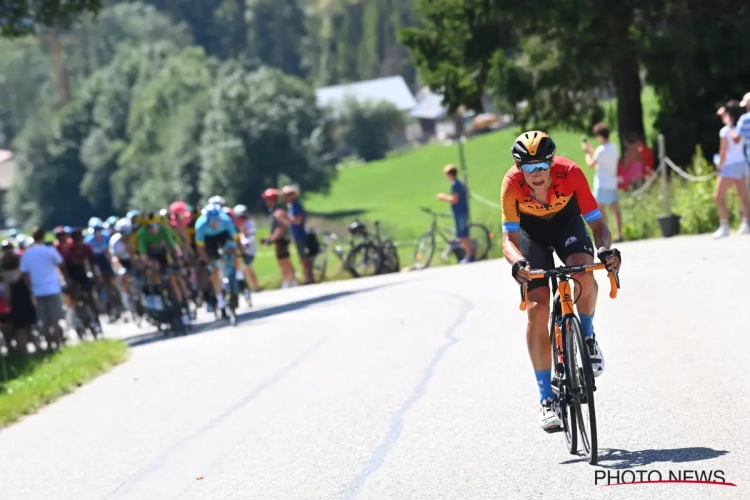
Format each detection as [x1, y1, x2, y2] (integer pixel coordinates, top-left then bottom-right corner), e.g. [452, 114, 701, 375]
[586, 336, 605, 377]
[539, 398, 562, 432]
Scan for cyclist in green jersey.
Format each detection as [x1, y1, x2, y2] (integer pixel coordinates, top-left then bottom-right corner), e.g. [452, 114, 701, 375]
[136, 213, 186, 315]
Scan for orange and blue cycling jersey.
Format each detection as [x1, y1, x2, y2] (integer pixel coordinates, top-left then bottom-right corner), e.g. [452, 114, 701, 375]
[501, 156, 602, 233]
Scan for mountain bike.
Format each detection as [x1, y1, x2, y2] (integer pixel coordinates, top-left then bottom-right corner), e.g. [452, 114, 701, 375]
[311, 231, 348, 283]
[519, 261, 620, 465]
[413, 207, 492, 269]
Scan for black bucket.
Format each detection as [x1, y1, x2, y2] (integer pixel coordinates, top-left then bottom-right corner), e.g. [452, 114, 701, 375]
[657, 214, 681, 238]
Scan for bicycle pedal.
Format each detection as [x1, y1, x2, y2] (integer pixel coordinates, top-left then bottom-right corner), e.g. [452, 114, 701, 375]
[544, 425, 564, 434]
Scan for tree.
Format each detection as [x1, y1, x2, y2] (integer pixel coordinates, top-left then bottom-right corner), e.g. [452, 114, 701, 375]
[338, 97, 404, 162]
[0, 0, 102, 37]
[200, 64, 337, 207]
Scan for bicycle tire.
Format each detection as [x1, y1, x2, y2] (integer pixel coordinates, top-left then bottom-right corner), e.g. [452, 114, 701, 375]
[345, 242, 386, 278]
[313, 246, 329, 283]
[550, 299, 577, 452]
[413, 231, 436, 270]
[381, 240, 400, 273]
[564, 315, 598, 464]
[468, 223, 492, 261]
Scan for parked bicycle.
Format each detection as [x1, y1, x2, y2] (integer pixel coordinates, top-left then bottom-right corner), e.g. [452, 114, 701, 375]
[413, 207, 492, 269]
[519, 260, 620, 465]
[345, 220, 400, 278]
[310, 230, 348, 283]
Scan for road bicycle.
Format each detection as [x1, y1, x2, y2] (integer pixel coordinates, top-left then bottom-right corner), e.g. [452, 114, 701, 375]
[345, 220, 399, 277]
[520, 261, 619, 465]
[215, 248, 240, 326]
[413, 207, 492, 269]
[310, 231, 348, 283]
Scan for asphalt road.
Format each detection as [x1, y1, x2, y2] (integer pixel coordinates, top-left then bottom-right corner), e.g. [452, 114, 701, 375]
[0, 234, 747, 500]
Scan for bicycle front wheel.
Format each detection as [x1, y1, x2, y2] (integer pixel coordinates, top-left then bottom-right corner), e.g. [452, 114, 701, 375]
[550, 309, 577, 453]
[565, 315, 598, 465]
[469, 223, 491, 261]
[413, 231, 435, 270]
[345, 242, 386, 278]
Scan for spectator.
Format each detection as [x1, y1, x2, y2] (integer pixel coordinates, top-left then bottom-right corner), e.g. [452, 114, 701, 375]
[714, 101, 750, 237]
[622, 132, 645, 189]
[260, 188, 298, 288]
[582, 123, 623, 242]
[1, 240, 37, 352]
[282, 185, 314, 284]
[437, 164, 474, 263]
[20, 227, 67, 346]
[730, 92, 750, 191]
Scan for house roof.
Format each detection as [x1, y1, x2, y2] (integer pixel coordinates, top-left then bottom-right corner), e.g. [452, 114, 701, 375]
[410, 89, 448, 120]
[316, 75, 417, 113]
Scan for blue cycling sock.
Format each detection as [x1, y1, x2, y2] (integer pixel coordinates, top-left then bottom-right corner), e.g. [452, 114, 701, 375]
[535, 369, 554, 402]
[579, 312, 595, 338]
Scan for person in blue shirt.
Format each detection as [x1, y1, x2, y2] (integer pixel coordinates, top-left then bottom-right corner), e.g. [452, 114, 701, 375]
[195, 203, 242, 315]
[437, 164, 474, 263]
[282, 185, 314, 284]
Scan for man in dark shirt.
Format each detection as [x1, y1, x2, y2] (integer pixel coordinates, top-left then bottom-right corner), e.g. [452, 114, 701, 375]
[282, 185, 314, 284]
[437, 164, 474, 263]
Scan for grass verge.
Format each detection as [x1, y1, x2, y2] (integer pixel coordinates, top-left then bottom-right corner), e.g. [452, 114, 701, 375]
[0, 340, 129, 428]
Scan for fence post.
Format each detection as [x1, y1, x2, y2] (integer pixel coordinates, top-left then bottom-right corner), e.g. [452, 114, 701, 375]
[656, 133, 681, 237]
[658, 134, 670, 215]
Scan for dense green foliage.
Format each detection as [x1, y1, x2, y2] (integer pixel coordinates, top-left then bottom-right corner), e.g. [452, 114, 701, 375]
[401, 0, 750, 164]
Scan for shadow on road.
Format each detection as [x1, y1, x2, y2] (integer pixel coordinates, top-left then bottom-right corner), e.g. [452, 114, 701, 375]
[561, 447, 729, 468]
[125, 284, 391, 349]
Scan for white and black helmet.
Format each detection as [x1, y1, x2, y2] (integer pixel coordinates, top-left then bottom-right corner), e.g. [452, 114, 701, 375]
[208, 195, 226, 207]
[233, 204, 248, 217]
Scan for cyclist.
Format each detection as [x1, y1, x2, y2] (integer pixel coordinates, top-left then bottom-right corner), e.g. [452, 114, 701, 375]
[85, 217, 119, 317]
[62, 228, 102, 334]
[109, 218, 138, 311]
[501, 131, 622, 432]
[135, 212, 188, 322]
[234, 204, 260, 292]
[194, 203, 243, 317]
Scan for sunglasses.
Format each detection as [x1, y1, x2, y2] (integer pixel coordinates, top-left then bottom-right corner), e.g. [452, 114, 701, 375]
[520, 160, 552, 174]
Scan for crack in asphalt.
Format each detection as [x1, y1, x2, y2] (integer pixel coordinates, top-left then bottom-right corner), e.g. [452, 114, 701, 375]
[342, 292, 474, 499]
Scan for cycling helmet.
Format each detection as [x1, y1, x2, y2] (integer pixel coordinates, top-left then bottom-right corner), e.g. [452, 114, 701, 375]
[126, 209, 140, 220]
[8, 228, 17, 238]
[70, 227, 84, 239]
[203, 203, 222, 220]
[88, 216, 104, 230]
[106, 215, 118, 227]
[158, 208, 169, 219]
[170, 200, 189, 217]
[233, 204, 248, 217]
[348, 221, 367, 236]
[511, 131, 556, 165]
[141, 211, 159, 225]
[2, 239, 13, 250]
[53, 225, 66, 235]
[261, 188, 278, 199]
[208, 195, 226, 207]
[115, 218, 133, 235]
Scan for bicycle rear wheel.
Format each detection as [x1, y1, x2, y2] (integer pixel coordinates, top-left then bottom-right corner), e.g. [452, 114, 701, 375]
[381, 240, 400, 273]
[468, 223, 491, 261]
[312, 245, 329, 283]
[565, 315, 598, 464]
[413, 231, 435, 269]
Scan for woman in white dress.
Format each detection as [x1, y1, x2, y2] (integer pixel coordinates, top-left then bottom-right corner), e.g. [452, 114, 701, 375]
[714, 101, 750, 237]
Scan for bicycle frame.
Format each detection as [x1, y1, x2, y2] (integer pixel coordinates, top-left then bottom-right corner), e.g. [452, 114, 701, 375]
[520, 263, 619, 363]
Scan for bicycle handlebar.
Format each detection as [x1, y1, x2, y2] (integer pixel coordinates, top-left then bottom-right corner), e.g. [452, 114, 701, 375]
[419, 207, 452, 219]
[519, 262, 619, 311]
